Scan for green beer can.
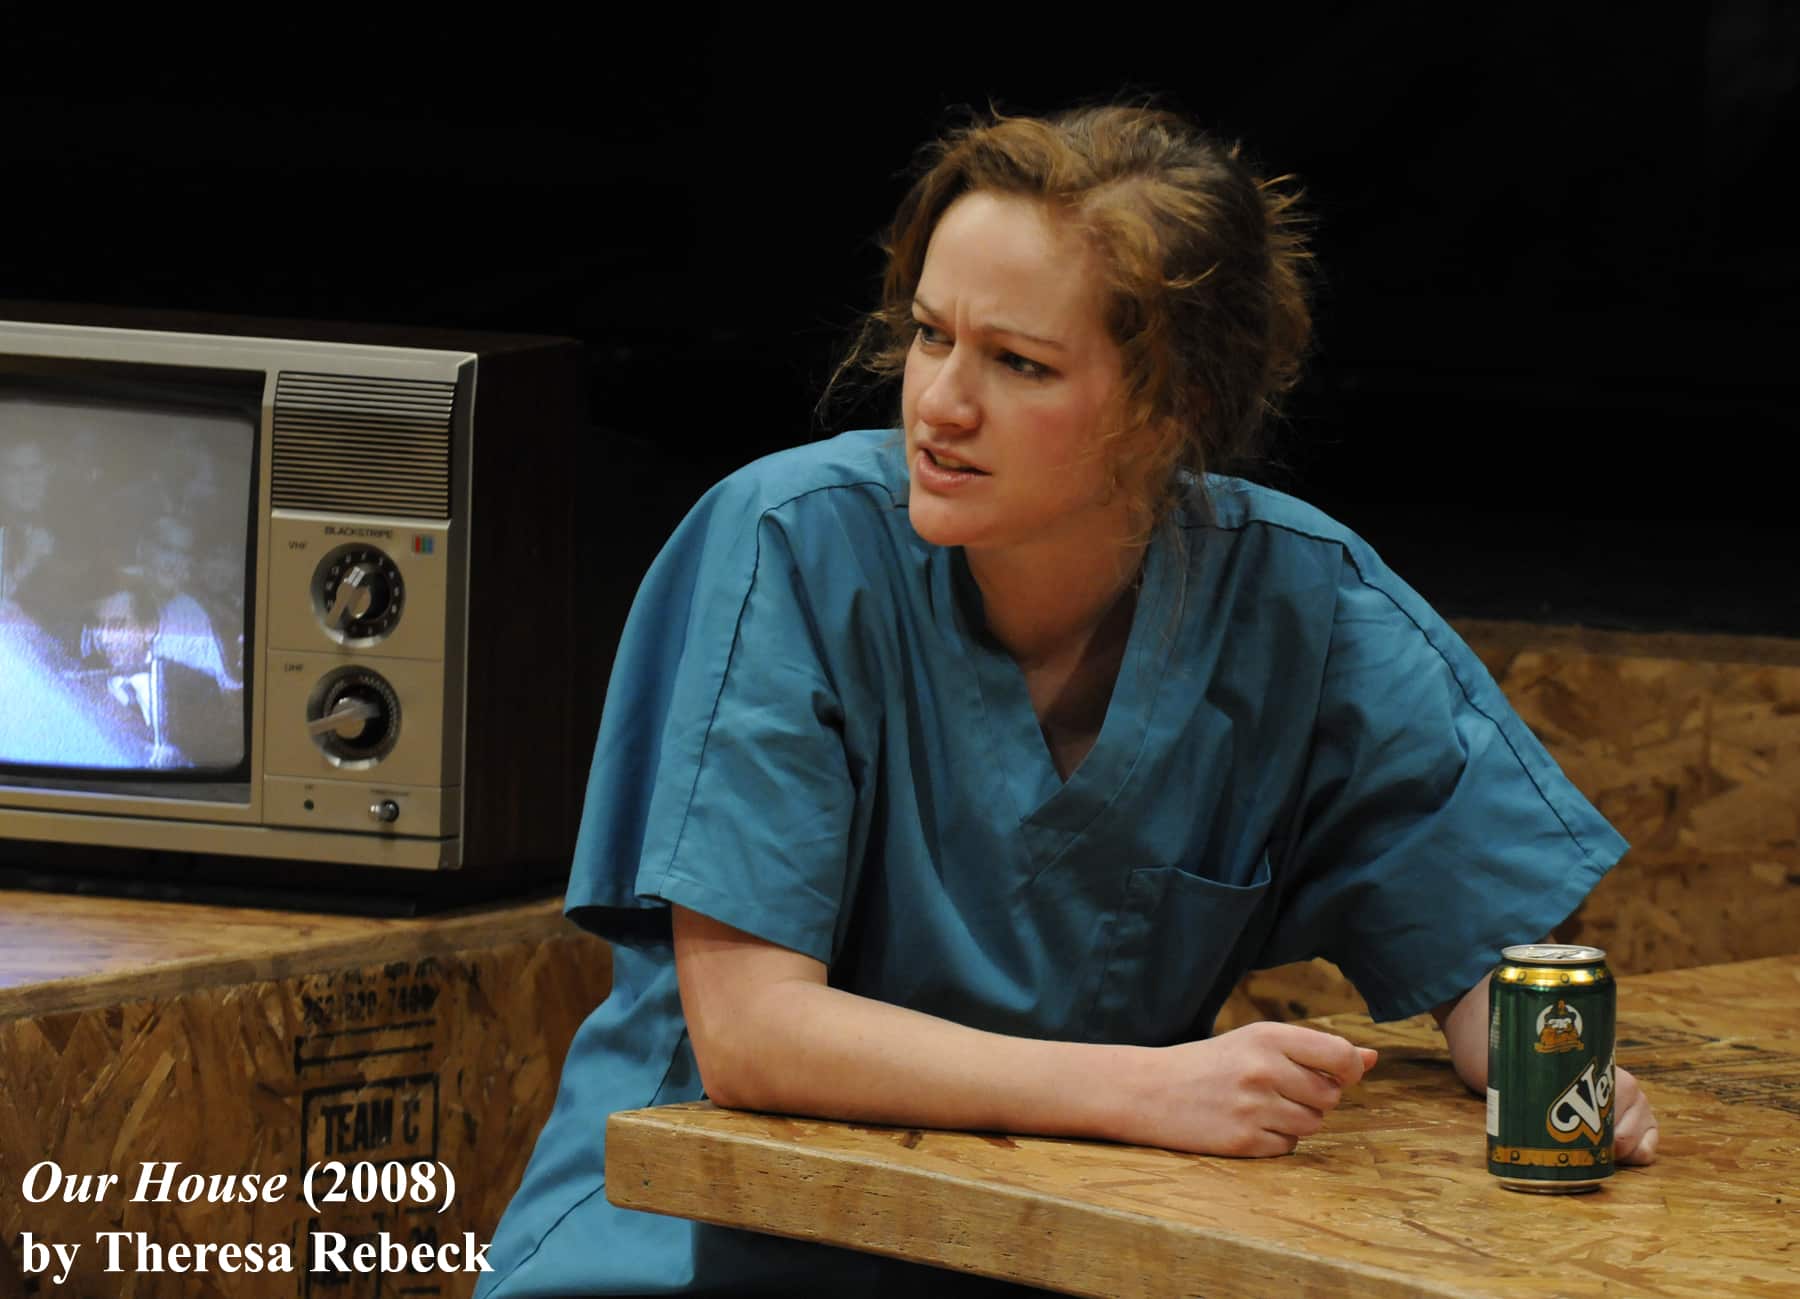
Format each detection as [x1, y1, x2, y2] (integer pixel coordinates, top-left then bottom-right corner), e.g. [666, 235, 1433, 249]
[1487, 943, 1616, 1192]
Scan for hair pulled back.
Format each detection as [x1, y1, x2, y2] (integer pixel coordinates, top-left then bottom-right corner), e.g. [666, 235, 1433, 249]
[835, 103, 1314, 520]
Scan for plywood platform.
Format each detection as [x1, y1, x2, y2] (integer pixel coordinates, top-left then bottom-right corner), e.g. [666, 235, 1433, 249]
[0, 892, 611, 1299]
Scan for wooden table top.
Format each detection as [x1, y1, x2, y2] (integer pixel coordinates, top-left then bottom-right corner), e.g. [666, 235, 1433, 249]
[0, 889, 572, 1021]
[607, 954, 1800, 1299]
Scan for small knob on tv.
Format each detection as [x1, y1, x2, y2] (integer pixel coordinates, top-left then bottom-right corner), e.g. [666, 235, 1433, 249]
[370, 799, 401, 823]
[314, 546, 405, 642]
[327, 562, 387, 630]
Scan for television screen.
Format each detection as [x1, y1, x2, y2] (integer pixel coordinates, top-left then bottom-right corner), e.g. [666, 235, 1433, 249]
[0, 373, 256, 774]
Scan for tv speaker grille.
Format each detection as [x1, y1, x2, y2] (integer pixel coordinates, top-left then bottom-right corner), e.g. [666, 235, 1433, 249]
[271, 372, 456, 519]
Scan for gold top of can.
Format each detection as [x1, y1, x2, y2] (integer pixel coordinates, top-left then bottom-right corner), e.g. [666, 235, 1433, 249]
[1501, 944, 1607, 965]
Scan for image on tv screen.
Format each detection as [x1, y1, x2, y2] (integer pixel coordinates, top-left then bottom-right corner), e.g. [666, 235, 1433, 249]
[1, 385, 254, 773]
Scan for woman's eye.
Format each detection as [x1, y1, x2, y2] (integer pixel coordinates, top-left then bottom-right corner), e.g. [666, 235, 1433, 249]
[1000, 352, 1050, 379]
[914, 322, 948, 347]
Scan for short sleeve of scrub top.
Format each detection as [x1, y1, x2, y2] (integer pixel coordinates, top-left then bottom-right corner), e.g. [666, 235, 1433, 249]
[1192, 480, 1628, 1019]
[561, 453, 901, 965]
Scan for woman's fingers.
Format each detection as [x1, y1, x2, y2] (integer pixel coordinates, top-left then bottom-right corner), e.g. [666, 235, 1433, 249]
[1275, 1025, 1379, 1087]
[1613, 1066, 1660, 1165]
[1162, 1024, 1380, 1157]
[1272, 1032, 1382, 1133]
[1280, 1064, 1343, 1115]
[1271, 1094, 1329, 1138]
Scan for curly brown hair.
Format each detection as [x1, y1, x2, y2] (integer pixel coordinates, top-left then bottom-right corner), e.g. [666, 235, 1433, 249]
[829, 103, 1314, 523]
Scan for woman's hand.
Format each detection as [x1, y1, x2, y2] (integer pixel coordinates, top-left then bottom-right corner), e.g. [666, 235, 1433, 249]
[1124, 1023, 1378, 1157]
[1614, 1066, 1659, 1164]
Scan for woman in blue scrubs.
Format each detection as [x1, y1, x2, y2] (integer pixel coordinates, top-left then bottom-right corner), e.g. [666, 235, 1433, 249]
[478, 105, 1659, 1297]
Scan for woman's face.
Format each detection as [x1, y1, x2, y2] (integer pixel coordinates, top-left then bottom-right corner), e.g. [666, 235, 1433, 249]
[901, 191, 1136, 558]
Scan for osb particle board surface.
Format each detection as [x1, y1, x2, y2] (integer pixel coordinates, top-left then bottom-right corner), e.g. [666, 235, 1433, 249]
[1, 900, 610, 1299]
[0, 892, 574, 1020]
[611, 956, 1800, 1299]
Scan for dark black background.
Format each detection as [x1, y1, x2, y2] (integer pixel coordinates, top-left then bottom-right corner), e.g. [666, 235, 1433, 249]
[7, 3, 1796, 634]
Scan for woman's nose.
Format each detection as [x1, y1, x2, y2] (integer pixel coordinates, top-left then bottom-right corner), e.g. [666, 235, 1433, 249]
[915, 351, 978, 431]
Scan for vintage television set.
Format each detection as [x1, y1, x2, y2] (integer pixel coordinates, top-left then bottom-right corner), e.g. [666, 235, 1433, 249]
[0, 302, 597, 902]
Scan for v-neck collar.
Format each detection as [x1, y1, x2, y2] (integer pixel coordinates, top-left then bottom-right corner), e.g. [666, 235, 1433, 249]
[938, 529, 1184, 833]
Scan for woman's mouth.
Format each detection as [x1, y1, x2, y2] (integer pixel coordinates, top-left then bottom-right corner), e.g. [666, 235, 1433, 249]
[917, 446, 988, 480]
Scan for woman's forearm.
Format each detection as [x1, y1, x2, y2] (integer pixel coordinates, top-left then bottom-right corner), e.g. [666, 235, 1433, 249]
[1435, 973, 1492, 1093]
[672, 904, 1376, 1157]
[672, 905, 1143, 1138]
[701, 973, 1143, 1140]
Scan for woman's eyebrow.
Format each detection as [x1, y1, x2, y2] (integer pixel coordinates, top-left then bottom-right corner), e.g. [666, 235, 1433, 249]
[911, 296, 1067, 352]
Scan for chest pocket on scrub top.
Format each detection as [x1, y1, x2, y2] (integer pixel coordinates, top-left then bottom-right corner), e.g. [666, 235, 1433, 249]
[1091, 855, 1272, 1045]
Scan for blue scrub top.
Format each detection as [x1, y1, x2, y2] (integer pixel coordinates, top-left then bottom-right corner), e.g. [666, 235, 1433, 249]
[477, 428, 1625, 1297]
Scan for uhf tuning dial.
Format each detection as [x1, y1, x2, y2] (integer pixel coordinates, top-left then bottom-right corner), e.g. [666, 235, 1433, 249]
[306, 666, 402, 767]
[314, 545, 405, 642]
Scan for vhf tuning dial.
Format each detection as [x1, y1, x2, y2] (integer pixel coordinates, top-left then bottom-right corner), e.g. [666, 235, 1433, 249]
[314, 545, 405, 642]
[306, 666, 402, 767]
